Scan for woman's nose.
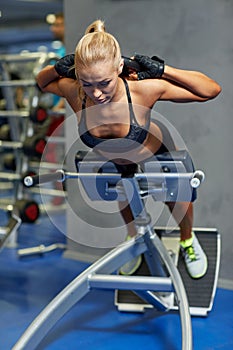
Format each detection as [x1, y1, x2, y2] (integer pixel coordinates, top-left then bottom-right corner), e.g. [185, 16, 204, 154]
[93, 88, 102, 98]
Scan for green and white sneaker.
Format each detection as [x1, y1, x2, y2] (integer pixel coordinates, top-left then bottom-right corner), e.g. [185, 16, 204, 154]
[180, 232, 208, 279]
[120, 235, 142, 275]
[120, 255, 142, 275]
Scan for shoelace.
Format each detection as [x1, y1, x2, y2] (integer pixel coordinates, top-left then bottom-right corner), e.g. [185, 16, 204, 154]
[185, 245, 199, 262]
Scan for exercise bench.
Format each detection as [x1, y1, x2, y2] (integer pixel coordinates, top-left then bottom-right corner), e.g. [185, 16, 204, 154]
[13, 150, 220, 350]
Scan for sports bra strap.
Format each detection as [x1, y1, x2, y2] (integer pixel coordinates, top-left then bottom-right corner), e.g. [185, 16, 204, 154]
[81, 78, 136, 124]
[121, 77, 132, 104]
[82, 95, 87, 110]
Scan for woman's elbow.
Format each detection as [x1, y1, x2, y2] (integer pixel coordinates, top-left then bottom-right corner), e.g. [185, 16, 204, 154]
[35, 65, 58, 93]
[201, 83, 222, 101]
[208, 82, 222, 99]
[35, 74, 47, 93]
[212, 83, 222, 98]
[36, 80, 47, 93]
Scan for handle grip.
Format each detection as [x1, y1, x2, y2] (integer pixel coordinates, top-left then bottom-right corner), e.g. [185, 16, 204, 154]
[122, 56, 141, 73]
[190, 170, 205, 188]
[24, 170, 65, 187]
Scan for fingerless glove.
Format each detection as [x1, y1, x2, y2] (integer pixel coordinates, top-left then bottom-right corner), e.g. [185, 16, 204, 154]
[54, 54, 76, 79]
[134, 54, 164, 80]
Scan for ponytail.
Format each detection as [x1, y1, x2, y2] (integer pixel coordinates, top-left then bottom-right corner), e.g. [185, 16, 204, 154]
[75, 19, 122, 71]
[75, 20, 122, 102]
[84, 19, 106, 34]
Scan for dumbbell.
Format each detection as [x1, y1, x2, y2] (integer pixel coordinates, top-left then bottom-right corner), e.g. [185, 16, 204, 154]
[0, 168, 37, 184]
[3, 153, 16, 171]
[14, 199, 40, 223]
[0, 124, 11, 141]
[22, 134, 47, 157]
[3, 198, 40, 223]
[1, 134, 47, 159]
[21, 170, 37, 186]
[29, 106, 48, 124]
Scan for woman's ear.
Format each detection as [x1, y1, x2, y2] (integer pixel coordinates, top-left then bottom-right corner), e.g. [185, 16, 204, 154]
[118, 58, 124, 75]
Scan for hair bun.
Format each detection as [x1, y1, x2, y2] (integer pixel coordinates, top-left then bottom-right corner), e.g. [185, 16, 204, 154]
[85, 19, 106, 34]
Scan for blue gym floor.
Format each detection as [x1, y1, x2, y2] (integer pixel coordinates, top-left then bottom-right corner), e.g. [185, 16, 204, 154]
[0, 213, 232, 350]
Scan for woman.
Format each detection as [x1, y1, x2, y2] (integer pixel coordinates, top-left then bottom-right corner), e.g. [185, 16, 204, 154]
[36, 20, 221, 278]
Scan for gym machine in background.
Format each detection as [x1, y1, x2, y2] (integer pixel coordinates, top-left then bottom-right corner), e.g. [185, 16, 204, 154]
[0, 52, 67, 250]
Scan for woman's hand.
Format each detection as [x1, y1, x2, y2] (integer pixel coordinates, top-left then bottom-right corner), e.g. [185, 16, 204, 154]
[133, 54, 165, 80]
[54, 54, 76, 79]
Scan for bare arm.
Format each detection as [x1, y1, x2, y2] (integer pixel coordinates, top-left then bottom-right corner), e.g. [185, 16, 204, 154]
[160, 65, 222, 101]
[36, 65, 64, 96]
[36, 64, 81, 113]
[131, 55, 221, 104]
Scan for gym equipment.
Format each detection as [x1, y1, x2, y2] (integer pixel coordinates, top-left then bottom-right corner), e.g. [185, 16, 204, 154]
[18, 243, 66, 257]
[0, 214, 21, 251]
[115, 227, 220, 316]
[29, 106, 48, 124]
[0, 51, 66, 248]
[0, 170, 34, 183]
[0, 198, 40, 250]
[0, 134, 47, 157]
[0, 199, 40, 223]
[13, 150, 220, 350]
[13, 199, 40, 223]
[0, 123, 11, 141]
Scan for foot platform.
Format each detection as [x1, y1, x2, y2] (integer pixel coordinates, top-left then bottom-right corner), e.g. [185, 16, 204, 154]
[115, 228, 220, 316]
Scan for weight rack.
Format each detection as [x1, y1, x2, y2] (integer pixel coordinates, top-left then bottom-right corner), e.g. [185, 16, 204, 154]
[0, 52, 66, 249]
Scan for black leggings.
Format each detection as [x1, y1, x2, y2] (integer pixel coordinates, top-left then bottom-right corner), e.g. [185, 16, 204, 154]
[114, 119, 176, 175]
[152, 119, 176, 155]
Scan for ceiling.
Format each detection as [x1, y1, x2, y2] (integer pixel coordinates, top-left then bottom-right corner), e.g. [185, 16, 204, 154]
[0, 0, 63, 52]
[0, 0, 63, 27]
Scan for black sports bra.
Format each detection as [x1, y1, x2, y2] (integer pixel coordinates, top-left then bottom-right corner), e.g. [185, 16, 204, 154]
[78, 78, 150, 152]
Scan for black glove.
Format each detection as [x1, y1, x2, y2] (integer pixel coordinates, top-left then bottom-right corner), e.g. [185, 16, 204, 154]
[54, 54, 76, 79]
[121, 56, 141, 76]
[134, 54, 164, 80]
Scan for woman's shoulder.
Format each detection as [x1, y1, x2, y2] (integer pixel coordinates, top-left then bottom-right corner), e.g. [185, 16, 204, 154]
[126, 78, 163, 106]
[127, 78, 163, 92]
[59, 79, 82, 111]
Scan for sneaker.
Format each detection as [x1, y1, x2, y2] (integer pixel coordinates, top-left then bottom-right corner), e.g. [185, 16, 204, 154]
[119, 235, 142, 275]
[180, 232, 208, 279]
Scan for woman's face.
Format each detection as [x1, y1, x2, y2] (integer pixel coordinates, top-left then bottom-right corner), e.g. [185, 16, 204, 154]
[77, 60, 123, 104]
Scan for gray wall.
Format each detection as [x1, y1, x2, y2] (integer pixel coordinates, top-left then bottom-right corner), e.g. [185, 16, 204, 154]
[64, 0, 233, 283]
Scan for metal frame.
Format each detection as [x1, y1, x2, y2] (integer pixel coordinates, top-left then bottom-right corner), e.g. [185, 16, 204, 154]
[13, 153, 205, 349]
[12, 229, 193, 350]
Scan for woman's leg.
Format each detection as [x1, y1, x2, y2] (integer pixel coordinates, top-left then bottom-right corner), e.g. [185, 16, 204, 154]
[166, 201, 193, 241]
[119, 196, 207, 278]
[166, 201, 207, 278]
[118, 200, 142, 275]
[118, 200, 137, 237]
[119, 200, 193, 241]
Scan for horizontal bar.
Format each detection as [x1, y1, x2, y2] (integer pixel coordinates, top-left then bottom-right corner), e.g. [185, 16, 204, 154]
[134, 290, 170, 311]
[0, 80, 36, 87]
[0, 140, 22, 149]
[0, 172, 21, 181]
[29, 187, 66, 196]
[64, 171, 195, 181]
[0, 137, 64, 150]
[0, 52, 57, 63]
[47, 109, 66, 116]
[88, 274, 173, 292]
[0, 110, 29, 118]
[29, 161, 62, 170]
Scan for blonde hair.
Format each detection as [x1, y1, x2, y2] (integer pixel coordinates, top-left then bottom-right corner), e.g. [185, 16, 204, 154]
[75, 20, 122, 72]
[84, 19, 106, 34]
